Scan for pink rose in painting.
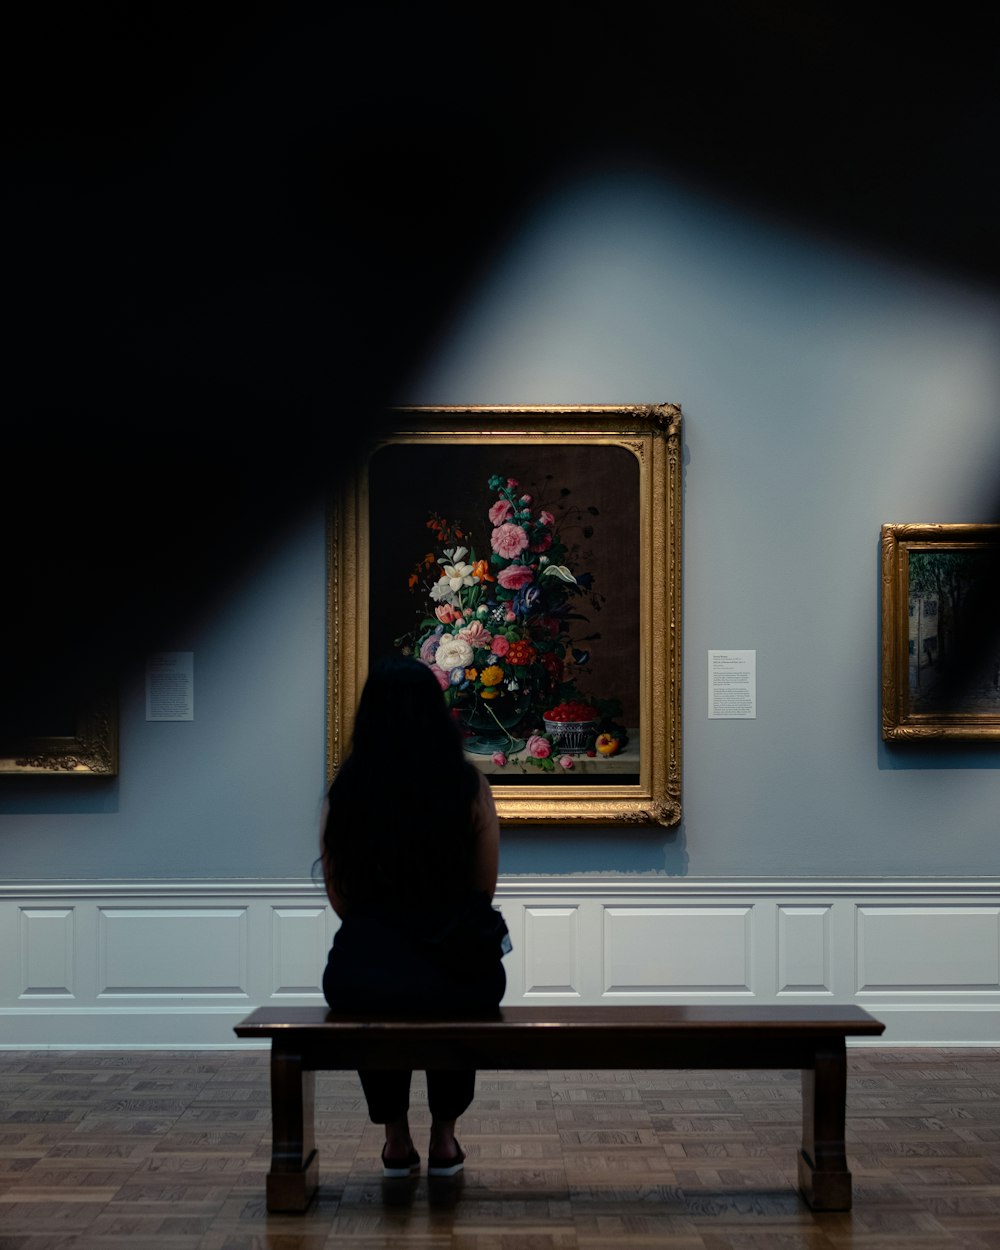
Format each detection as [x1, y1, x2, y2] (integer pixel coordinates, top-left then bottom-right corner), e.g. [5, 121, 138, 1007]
[488, 498, 514, 526]
[496, 564, 534, 591]
[530, 531, 552, 554]
[420, 635, 440, 664]
[491, 522, 529, 559]
[458, 620, 492, 649]
[519, 494, 532, 505]
[526, 734, 551, 759]
[491, 751, 507, 767]
[429, 664, 450, 691]
[435, 603, 462, 624]
[558, 754, 574, 770]
[505, 608, 516, 623]
[490, 636, 510, 657]
[538, 509, 555, 527]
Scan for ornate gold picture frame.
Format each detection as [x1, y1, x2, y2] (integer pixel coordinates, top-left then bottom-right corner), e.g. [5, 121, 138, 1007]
[881, 522, 1000, 740]
[328, 405, 682, 824]
[0, 686, 118, 775]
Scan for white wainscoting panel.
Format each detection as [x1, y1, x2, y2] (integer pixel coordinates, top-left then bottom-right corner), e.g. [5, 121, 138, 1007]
[1, 879, 1000, 1045]
[523, 906, 579, 996]
[603, 907, 753, 994]
[857, 906, 1000, 992]
[18, 908, 74, 999]
[271, 906, 328, 997]
[777, 905, 832, 995]
[97, 908, 249, 997]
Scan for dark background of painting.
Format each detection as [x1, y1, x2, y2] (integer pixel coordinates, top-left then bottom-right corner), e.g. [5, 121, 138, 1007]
[907, 548, 1000, 714]
[368, 443, 641, 730]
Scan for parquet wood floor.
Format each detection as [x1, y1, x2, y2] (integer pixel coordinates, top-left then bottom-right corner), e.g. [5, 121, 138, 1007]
[1, 1048, 1000, 1248]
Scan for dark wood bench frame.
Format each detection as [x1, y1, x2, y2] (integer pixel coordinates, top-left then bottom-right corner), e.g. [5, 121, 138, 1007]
[235, 1003, 884, 1214]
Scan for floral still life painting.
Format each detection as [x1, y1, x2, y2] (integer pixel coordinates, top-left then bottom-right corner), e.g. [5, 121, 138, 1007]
[399, 471, 630, 774]
[328, 406, 682, 825]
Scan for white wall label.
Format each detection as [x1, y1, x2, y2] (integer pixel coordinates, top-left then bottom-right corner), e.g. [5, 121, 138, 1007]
[146, 652, 194, 721]
[708, 650, 756, 719]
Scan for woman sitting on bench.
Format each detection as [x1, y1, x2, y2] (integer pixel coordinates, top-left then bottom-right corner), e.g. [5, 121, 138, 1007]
[320, 655, 509, 1177]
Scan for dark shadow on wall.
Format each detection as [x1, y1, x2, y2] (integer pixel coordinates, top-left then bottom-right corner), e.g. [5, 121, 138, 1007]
[0, 779, 119, 817]
[878, 741, 1000, 771]
[5, 5, 1000, 798]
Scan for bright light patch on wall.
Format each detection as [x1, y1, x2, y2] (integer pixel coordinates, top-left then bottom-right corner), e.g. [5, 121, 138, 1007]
[408, 170, 1000, 520]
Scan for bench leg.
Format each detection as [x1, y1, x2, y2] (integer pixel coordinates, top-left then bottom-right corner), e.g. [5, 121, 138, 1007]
[798, 1037, 852, 1211]
[266, 1043, 319, 1213]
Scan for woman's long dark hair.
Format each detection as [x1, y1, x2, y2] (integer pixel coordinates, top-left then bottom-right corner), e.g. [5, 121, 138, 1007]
[323, 655, 481, 906]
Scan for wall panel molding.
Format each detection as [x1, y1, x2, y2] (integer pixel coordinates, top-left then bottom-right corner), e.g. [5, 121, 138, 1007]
[522, 906, 580, 997]
[18, 908, 74, 999]
[97, 908, 249, 997]
[777, 905, 832, 996]
[1, 877, 999, 1046]
[603, 906, 753, 995]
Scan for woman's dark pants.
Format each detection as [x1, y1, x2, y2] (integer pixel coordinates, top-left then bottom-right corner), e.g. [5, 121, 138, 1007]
[359, 1068, 477, 1123]
[323, 910, 506, 1126]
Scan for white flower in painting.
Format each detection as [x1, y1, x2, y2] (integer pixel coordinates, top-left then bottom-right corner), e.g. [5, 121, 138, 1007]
[442, 546, 468, 563]
[541, 564, 578, 585]
[429, 578, 459, 605]
[440, 556, 476, 593]
[435, 635, 474, 671]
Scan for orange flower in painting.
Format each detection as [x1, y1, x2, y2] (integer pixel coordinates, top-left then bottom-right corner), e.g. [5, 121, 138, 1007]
[480, 665, 504, 687]
[471, 558, 494, 583]
[506, 640, 537, 667]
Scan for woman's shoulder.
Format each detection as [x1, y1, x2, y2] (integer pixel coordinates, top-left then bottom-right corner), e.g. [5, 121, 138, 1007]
[467, 762, 494, 806]
[469, 766, 498, 850]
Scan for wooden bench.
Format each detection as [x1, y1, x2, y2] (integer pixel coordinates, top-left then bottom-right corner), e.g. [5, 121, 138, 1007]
[234, 1003, 884, 1214]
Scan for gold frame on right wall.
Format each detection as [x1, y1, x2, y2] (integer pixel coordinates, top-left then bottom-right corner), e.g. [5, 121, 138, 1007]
[881, 522, 1000, 740]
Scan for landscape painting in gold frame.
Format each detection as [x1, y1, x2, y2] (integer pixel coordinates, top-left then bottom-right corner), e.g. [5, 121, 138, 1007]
[328, 405, 682, 825]
[882, 522, 1000, 740]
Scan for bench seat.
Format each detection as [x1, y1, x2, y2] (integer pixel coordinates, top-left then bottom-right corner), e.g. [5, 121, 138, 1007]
[234, 1003, 884, 1214]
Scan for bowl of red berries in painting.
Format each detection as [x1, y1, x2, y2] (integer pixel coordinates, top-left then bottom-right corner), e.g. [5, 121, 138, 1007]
[542, 701, 598, 753]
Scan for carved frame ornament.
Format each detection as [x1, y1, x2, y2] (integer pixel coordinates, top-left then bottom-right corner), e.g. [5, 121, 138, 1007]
[881, 522, 1000, 741]
[328, 405, 682, 825]
[0, 688, 118, 776]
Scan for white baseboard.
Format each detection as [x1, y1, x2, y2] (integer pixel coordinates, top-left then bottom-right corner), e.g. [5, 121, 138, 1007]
[2, 877, 999, 1047]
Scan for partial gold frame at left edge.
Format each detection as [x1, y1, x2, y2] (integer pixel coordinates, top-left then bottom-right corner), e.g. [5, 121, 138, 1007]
[880, 522, 906, 740]
[327, 465, 367, 784]
[0, 685, 118, 776]
[327, 404, 682, 825]
[881, 521, 1000, 741]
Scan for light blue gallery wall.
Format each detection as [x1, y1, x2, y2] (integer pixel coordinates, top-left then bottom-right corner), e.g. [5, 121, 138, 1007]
[0, 511, 329, 880]
[408, 172, 1000, 879]
[4, 169, 1000, 880]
